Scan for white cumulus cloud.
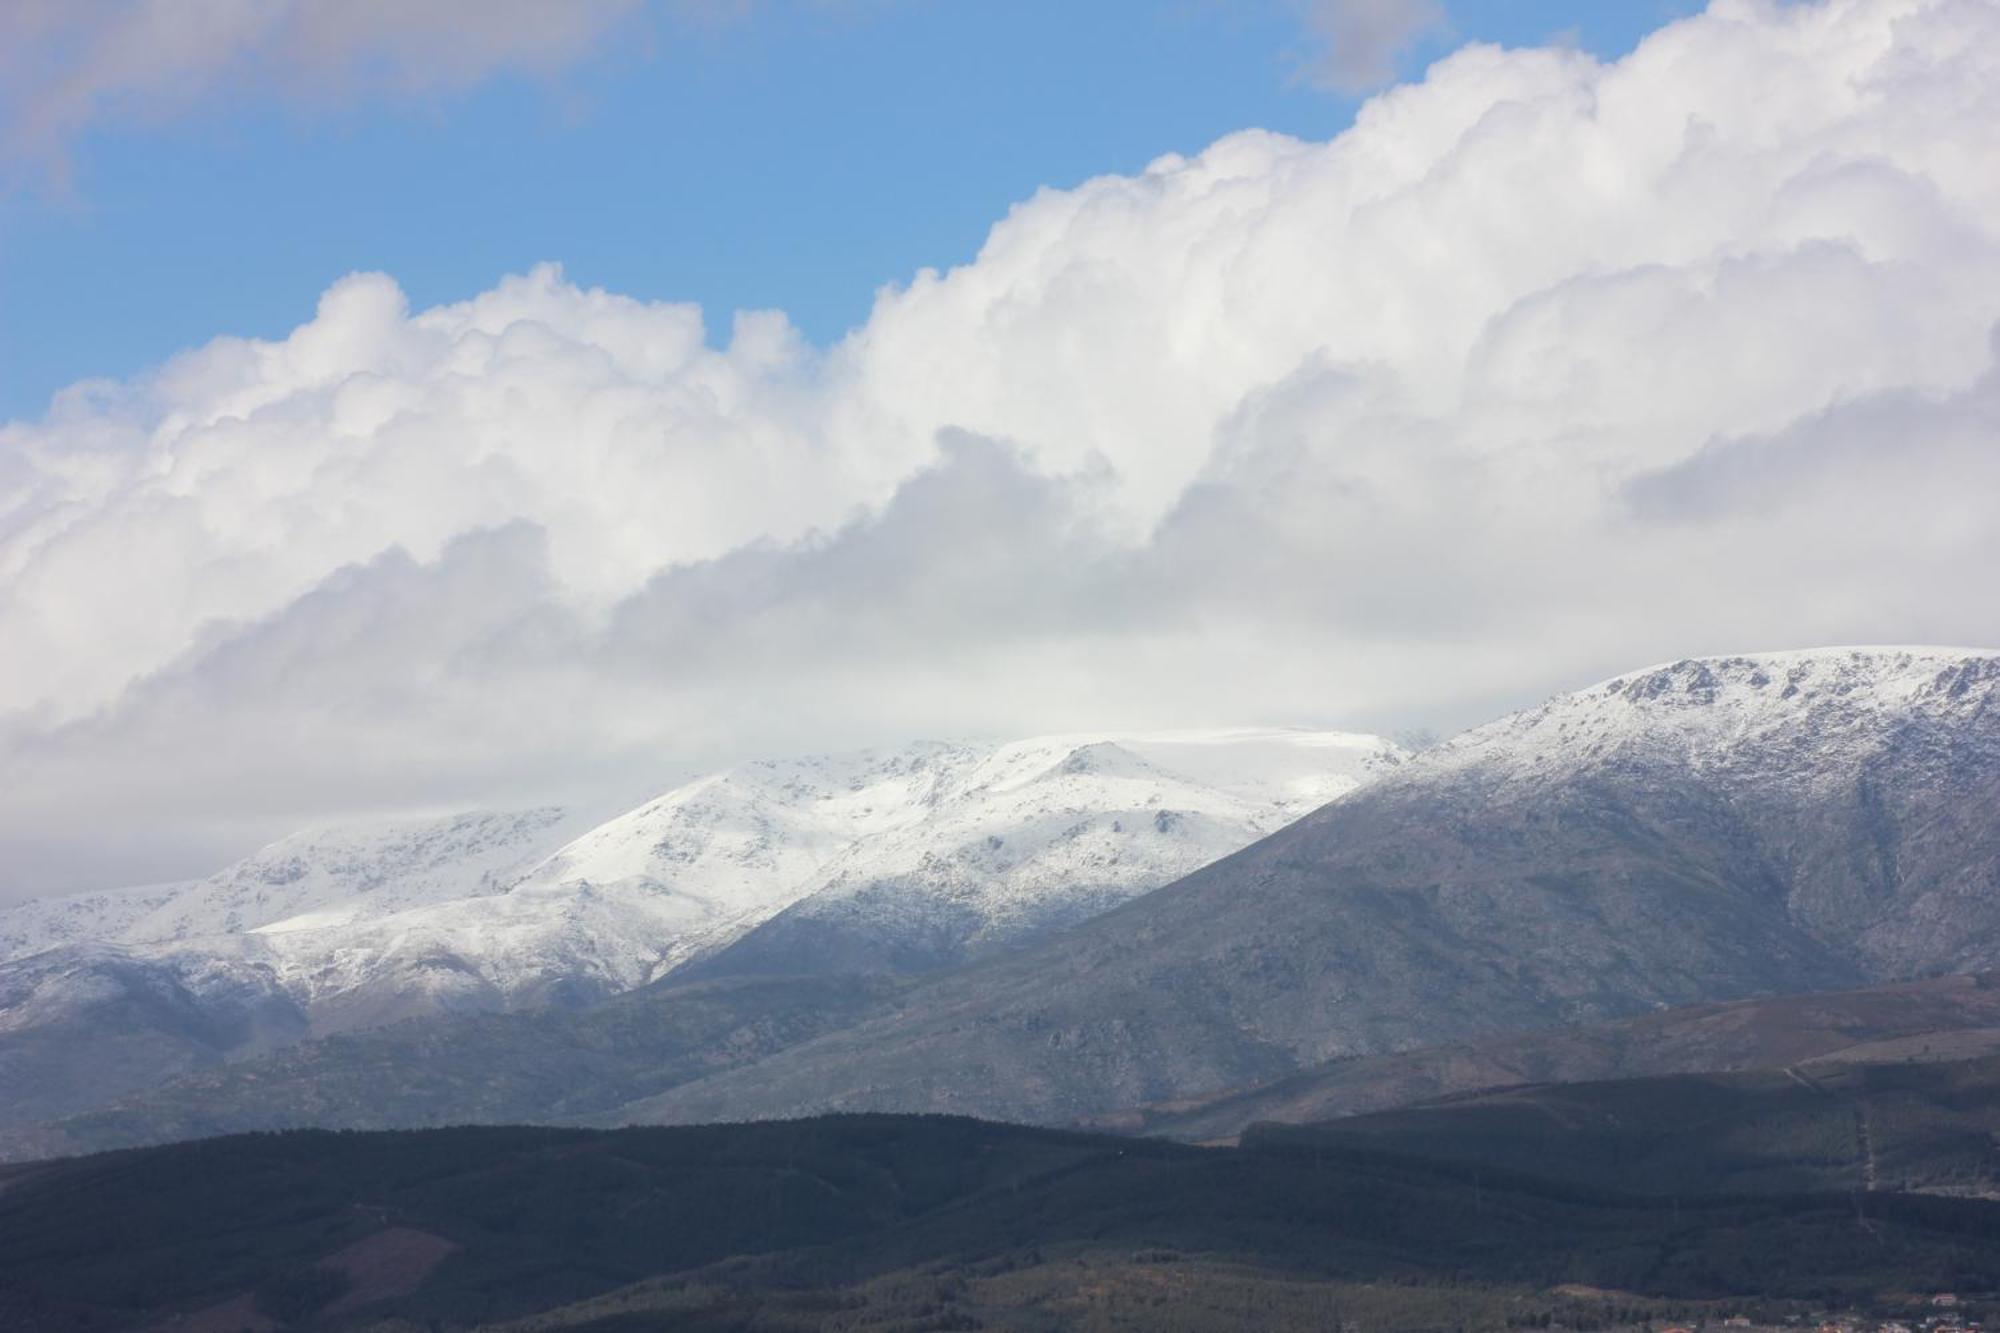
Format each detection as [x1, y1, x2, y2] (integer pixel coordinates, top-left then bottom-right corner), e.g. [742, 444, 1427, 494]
[4, 0, 2000, 896]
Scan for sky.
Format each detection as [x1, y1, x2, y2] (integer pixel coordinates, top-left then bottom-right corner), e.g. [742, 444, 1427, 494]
[2, 0, 1998, 899]
[0, 0, 1703, 420]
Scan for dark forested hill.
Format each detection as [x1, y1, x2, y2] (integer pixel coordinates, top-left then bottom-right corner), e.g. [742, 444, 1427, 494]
[1257, 1050, 2000, 1197]
[4, 1114, 2000, 1332]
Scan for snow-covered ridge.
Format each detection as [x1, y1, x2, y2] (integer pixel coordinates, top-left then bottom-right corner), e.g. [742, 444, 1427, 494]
[0, 808, 596, 967]
[137, 807, 591, 944]
[0, 882, 190, 966]
[760, 730, 1399, 954]
[1416, 647, 2000, 786]
[0, 728, 1403, 1040]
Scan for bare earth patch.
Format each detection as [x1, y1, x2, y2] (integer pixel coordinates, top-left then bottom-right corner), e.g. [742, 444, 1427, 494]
[139, 1226, 456, 1332]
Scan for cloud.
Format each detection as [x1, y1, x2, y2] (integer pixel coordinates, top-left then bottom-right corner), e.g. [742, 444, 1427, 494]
[1292, 0, 1448, 92]
[0, 0, 656, 180]
[5, 0, 2000, 894]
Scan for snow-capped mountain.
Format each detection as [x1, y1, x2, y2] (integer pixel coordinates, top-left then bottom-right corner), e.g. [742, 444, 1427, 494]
[0, 882, 190, 966]
[596, 648, 2000, 1131]
[14, 649, 2000, 1158]
[0, 808, 587, 968]
[0, 942, 310, 1131]
[1423, 647, 2000, 792]
[691, 730, 1398, 976]
[0, 727, 1402, 1125]
[0, 807, 601, 1124]
[218, 729, 1400, 1019]
[140, 807, 591, 944]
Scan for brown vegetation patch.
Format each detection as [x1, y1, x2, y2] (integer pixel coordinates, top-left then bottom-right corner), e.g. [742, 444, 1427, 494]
[139, 1291, 277, 1333]
[319, 1226, 459, 1315]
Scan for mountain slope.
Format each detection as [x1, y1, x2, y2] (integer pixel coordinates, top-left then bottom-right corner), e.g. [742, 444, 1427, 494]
[0, 809, 599, 1128]
[600, 648, 2000, 1129]
[0, 944, 308, 1128]
[686, 729, 1397, 977]
[0, 972, 905, 1160]
[0, 729, 1399, 1132]
[1113, 970, 2000, 1142]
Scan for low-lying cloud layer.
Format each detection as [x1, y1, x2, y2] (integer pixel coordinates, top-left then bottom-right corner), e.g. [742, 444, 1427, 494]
[5, 0, 1999, 895]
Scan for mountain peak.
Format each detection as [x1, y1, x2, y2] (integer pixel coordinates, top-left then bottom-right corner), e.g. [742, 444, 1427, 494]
[1425, 646, 2000, 785]
[1600, 647, 2000, 703]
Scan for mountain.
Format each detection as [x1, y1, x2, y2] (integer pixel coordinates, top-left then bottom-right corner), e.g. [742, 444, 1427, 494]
[0, 729, 1399, 1131]
[595, 648, 2000, 1130]
[1112, 970, 2000, 1142]
[24, 964, 2000, 1170]
[0, 944, 308, 1131]
[0, 809, 593, 1128]
[485, 729, 1397, 988]
[0, 972, 906, 1162]
[0, 882, 189, 965]
[0, 808, 587, 971]
[684, 729, 1397, 977]
[7, 1115, 2000, 1333]
[130, 807, 588, 946]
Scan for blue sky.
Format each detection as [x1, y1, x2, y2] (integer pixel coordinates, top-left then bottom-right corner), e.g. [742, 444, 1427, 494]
[0, 0, 1698, 422]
